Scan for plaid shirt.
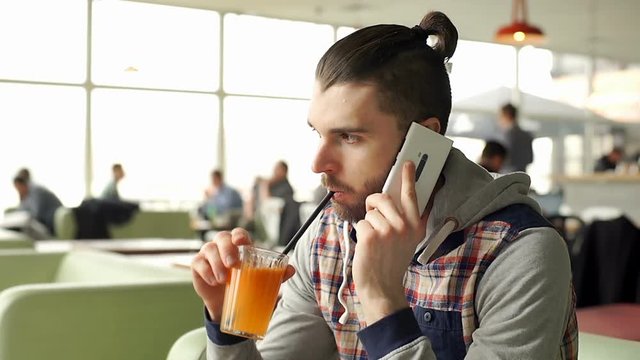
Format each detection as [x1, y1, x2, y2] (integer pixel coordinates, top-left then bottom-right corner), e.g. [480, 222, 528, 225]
[310, 205, 578, 359]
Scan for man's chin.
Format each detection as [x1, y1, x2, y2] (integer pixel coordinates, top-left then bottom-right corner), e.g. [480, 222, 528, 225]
[332, 202, 365, 223]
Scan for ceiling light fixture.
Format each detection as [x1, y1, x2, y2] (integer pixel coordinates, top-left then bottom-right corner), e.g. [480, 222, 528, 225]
[495, 0, 545, 45]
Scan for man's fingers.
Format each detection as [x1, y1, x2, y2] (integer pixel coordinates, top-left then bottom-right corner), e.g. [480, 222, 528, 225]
[354, 219, 375, 244]
[215, 234, 240, 267]
[191, 254, 217, 286]
[230, 227, 252, 245]
[366, 193, 404, 228]
[282, 265, 296, 282]
[203, 243, 229, 283]
[364, 208, 394, 237]
[400, 161, 420, 221]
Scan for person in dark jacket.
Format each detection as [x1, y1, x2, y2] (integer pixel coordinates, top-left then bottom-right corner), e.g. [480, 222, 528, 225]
[593, 147, 623, 173]
[498, 103, 534, 173]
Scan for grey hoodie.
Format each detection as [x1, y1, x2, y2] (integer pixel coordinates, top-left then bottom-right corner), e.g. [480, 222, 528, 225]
[205, 148, 577, 359]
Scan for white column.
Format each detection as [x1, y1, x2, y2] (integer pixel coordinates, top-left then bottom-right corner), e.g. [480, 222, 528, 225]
[511, 46, 522, 111]
[583, 57, 596, 173]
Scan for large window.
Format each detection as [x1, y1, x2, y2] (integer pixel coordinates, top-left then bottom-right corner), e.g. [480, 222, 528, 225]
[0, 83, 86, 213]
[88, 1, 221, 206]
[565, 135, 583, 175]
[91, 89, 219, 202]
[92, 0, 220, 91]
[223, 14, 334, 98]
[529, 137, 553, 194]
[449, 40, 516, 101]
[222, 14, 335, 201]
[0, 0, 87, 83]
[1, 0, 631, 223]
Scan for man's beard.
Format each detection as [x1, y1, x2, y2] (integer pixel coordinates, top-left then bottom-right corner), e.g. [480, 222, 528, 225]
[321, 172, 387, 222]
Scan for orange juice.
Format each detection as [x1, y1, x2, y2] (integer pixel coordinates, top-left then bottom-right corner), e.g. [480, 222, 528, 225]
[220, 246, 288, 339]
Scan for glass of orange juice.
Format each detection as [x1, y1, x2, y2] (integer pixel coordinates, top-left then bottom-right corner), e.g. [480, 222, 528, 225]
[220, 245, 289, 339]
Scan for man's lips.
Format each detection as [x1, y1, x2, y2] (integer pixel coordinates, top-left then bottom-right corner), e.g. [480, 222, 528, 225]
[330, 190, 348, 201]
[326, 187, 345, 194]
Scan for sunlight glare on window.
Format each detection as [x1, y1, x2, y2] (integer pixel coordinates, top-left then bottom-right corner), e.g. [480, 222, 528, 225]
[223, 96, 318, 200]
[0, 83, 85, 214]
[529, 137, 553, 194]
[224, 14, 334, 98]
[91, 89, 219, 203]
[337, 26, 356, 40]
[0, 0, 87, 83]
[518, 46, 554, 97]
[449, 40, 516, 101]
[450, 136, 486, 163]
[564, 135, 583, 175]
[92, 1, 220, 91]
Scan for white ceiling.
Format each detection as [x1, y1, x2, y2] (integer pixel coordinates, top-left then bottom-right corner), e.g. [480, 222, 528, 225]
[138, 0, 640, 64]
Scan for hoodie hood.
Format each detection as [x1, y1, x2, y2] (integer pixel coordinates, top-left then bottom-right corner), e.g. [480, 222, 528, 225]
[416, 148, 541, 264]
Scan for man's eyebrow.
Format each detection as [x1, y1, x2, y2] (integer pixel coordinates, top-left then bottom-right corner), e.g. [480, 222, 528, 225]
[306, 121, 369, 134]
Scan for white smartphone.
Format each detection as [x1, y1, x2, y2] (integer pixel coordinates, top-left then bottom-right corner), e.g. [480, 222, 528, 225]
[382, 122, 453, 216]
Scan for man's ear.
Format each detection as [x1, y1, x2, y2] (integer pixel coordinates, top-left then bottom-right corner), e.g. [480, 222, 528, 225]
[418, 117, 441, 134]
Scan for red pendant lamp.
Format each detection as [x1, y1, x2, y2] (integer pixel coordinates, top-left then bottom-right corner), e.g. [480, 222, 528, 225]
[495, 0, 546, 45]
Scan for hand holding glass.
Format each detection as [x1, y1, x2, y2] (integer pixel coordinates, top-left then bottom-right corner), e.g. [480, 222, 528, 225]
[220, 246, 289, 339]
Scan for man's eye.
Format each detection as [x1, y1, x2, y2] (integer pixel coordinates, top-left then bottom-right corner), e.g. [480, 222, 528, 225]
[341, 133, 358, 144]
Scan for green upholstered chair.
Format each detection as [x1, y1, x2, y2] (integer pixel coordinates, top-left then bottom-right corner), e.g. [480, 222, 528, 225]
[54, 206, 195, 240]
[0, 228, 33, 250]
[166, 327, 206, 360]
[111, 210, 194, 239]
[0, 250, 204, 360]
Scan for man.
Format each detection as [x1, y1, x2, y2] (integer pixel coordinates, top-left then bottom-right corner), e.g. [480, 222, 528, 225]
[192, 11, 577, 359]
[250, 161, 295, 216]
[199, 169, 244, 230]
[13, 173, 62, 238]
[101, 163, 125, 201]
[498, 103, 534, 173]
[265, 160, 295, 201]
[263, 160, 300, 245]
[593, 147, 623, 172]
[478, 140, 508, 173]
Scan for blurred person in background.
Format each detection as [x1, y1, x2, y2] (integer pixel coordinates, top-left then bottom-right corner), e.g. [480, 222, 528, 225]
[262, 160, 300, 245]
[478, 140, 508, 173]
[100, 163, 125, 201]
[264, 160, 295, 201]
[594, 147, 624, 173]
[11, 169, 62, 238]
[198, 169, 244, 230]
[498, 103, 533, 173]
[14, 167, 31, 201]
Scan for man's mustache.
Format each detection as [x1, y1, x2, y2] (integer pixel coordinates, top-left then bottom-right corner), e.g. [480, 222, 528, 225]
[321, 174, 353, 193]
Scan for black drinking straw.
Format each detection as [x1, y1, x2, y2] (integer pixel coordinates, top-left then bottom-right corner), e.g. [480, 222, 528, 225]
[282, 191, 334, 255]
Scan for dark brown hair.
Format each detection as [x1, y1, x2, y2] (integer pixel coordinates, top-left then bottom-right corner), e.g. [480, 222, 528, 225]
[500, 103, 518, 122]
[211, 169, 223, 180]
[481, 140, 507, 159]
[315, 11, 458, 134]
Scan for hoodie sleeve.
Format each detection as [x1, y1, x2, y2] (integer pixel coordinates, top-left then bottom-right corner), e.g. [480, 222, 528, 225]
[205, 217, 338, 360]
[466, 227, 574, 359]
